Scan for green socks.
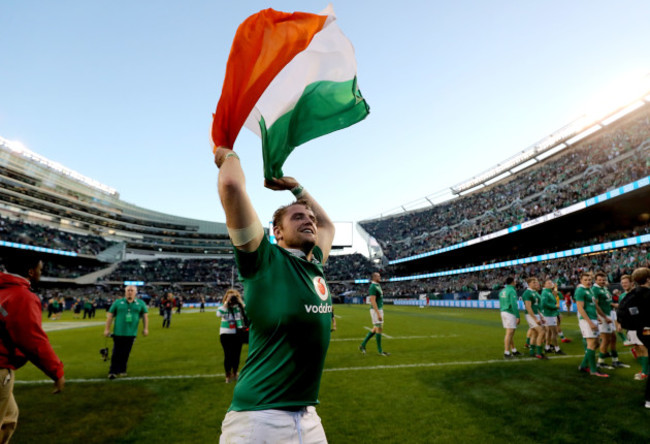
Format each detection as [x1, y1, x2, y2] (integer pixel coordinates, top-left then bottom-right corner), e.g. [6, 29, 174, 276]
[587, 349, 597, 372]
[639, 356, 649, 374]
[376, 334, 383, 353]
[361, 332, 375, 347]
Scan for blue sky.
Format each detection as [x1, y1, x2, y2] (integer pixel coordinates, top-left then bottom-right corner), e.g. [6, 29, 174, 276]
[1, 1, 649, 226]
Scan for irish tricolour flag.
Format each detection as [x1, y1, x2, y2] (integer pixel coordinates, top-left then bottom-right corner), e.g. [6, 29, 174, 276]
[211, 5, 370, 180]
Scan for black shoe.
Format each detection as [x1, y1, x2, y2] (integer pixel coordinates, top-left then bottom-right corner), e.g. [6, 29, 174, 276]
[613, 361, 630, 368]
[108, 373, 116, 380]
[504, 353, 513, 359]
[512, 351, 522, 357]
[378, 352, 391, 357]
[555, 349, 566, 355]
[598, 363, 615, 370]
[358, 345, 366, 354]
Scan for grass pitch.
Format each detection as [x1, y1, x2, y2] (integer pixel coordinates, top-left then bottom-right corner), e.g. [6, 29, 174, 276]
[13, 305, 650, 443]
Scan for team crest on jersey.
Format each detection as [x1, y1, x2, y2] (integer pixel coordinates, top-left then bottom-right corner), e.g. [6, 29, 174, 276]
[313, 276, 329, 301]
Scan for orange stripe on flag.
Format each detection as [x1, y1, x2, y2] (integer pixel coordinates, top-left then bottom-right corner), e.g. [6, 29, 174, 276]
[212, 8, 327, 152]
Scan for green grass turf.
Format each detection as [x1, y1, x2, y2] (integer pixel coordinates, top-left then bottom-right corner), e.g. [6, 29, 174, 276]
[11, 305, 650, 443]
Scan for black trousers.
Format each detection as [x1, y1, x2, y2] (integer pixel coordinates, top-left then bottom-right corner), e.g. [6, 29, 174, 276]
[162, 308, 172, 328]
[639, 331, 650, 402]
[110, 336, 136, 374]
[220, 333, 243, 376]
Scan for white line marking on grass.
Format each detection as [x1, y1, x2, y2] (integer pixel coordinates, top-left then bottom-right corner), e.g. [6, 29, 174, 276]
[323, 354, 583, 372]
[43, 322, 105, 332]
[362, 327, 392, 338]
[331, 334, 458, 342]
[334, 315, 342, 319]
[15, 354, 586, 385]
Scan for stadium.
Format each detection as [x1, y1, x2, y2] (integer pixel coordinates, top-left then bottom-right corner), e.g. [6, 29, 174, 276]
[2, 75, 650, 443]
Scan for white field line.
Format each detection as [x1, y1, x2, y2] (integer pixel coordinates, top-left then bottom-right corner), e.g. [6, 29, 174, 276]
[331, 334, 458, 342]
[14, 354, 585, 385]
[43, 322, 105, 332]
[362, 326, 393, 339]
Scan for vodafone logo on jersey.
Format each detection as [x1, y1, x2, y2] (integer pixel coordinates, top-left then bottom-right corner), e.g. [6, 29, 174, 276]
[313, 276, 329, 301]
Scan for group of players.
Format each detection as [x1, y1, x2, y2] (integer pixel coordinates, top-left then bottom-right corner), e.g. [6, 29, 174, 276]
[499, 270, 649, 382]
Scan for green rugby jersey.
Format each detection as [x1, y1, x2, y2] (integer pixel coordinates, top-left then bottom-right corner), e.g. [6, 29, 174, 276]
[540, 288, 559, 317]
[521, 289, 541, 315]
[369, 282, 383, 309]
[498, 285, 519, 317]
[574, 285, 597, 320]
[592, 284, 612, 314]
[230, 236, 332, 411]
[108, 298, 148, 336]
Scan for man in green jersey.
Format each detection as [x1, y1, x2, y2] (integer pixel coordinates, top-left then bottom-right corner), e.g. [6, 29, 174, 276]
[499, 277, 521, 358]
[575, 272, 609, 377]
[359, 272, 390, 356]
[215, 147, 335, 443]
[616, 274, 649, 380]
[541, 279, 564, 355]
[593, 271, 629, 370]
[104, 285, 149, 379]
[522, 277, 547, 359]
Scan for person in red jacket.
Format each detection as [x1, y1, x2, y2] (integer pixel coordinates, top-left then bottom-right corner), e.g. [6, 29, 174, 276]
[0, 255, 65, 442]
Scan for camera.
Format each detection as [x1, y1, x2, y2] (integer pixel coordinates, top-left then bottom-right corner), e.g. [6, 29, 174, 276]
[100, 347, 109, 361]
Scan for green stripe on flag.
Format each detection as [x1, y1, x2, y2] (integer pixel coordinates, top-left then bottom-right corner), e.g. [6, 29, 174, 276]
[260, 77, 369, 180]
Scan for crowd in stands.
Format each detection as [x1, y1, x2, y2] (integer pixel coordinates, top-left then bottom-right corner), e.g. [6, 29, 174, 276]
[324, 253, 378, 281]
[0, 216, 115, 255]
[373, 244, 649, 297]
[360, 107, 650, 259]
[101, 258, 237, 285]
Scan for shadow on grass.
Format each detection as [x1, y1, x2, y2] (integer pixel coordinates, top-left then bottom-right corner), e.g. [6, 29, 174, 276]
[423, 361, 649, 444]
[13, 383, 154, 444]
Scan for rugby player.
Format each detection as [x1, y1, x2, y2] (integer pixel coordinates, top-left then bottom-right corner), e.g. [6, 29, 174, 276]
[593, 271, 629, 369]
[215, 147, 335, 443]
[359, 272, 390, 356]
[499, 277, 521, 358]
[575, 272, 609, 377]
[541, 279, 564, 355]
[522, 277, 547, 359]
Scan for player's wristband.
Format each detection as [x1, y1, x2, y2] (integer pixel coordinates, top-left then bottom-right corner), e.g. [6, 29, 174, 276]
[291, 184, 305, 198]
[225, 152, 240, 162]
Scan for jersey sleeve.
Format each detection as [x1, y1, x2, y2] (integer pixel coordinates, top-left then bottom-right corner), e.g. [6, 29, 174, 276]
[234, 235, 272, 278]
[574, 288, 585, 303]
[108, 300, 118, 314]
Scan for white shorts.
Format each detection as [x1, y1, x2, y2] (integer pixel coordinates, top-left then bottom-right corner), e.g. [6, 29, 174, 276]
[627, 330, 643, 346]
[501, 312, 518, 329]
[598, 316, 614, 334]
[579, 319, 599, 339]
[370, 309, 384, 326]
[220, 407, 327, 444]
[526, 314, 542, 329]
[544, 316, 557, 327]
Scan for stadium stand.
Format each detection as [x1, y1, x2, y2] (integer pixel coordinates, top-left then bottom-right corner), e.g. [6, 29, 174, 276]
[360, 105, 650, 260]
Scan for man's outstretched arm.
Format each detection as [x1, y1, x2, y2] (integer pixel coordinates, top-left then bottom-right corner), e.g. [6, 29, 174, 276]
[215, 147, 264, 252]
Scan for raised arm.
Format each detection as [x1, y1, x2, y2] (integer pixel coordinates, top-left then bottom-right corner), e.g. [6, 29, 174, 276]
[265, 176, 335, 262]
[215, 147, 264, 252]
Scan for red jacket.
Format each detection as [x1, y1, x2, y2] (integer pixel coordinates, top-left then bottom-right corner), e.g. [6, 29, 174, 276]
[0, 272, 64, 380]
